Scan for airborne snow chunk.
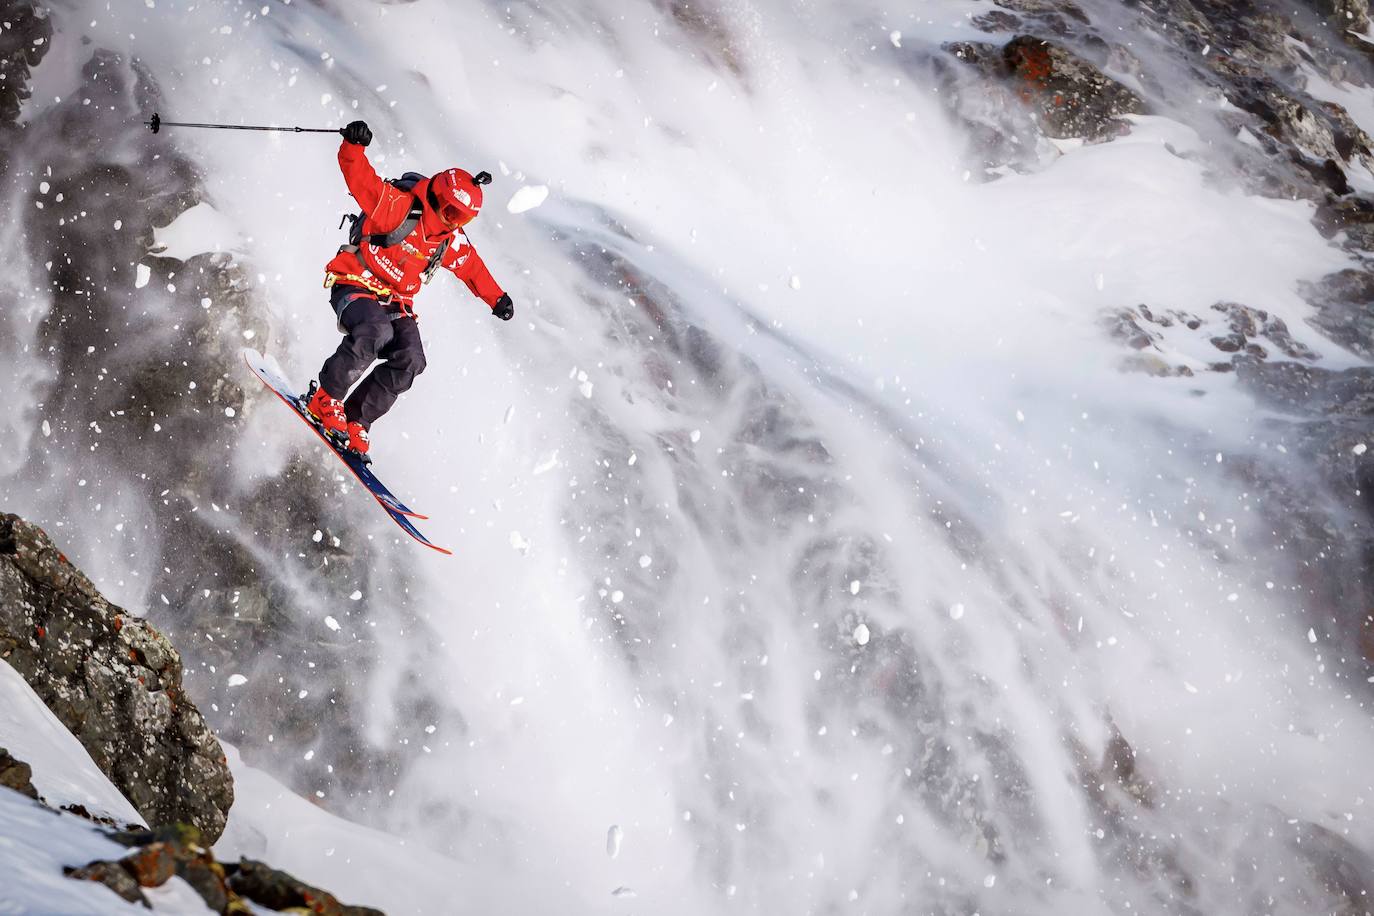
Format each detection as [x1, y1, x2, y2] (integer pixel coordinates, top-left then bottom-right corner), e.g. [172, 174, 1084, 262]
[152, 201, 241, 259]
[507, 185, 549, 214]
[606, 824, 623, 858]
[227, 674, 247, 687]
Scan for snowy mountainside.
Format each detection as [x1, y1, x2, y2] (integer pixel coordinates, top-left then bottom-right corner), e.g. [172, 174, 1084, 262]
[0, 651, 441, 913]
[0, 660, 201, 914]
[0, 660, 144, 827]
[4, 0, 1374, 913]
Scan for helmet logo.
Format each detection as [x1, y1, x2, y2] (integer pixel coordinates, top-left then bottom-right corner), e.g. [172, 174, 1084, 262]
[455, 189, 472, 208]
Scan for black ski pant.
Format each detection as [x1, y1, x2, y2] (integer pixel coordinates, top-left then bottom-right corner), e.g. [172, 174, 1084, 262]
[318, 285, 427, 428]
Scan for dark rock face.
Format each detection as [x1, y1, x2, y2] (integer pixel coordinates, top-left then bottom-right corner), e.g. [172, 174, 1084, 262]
[1302, 269, 1374, 359]
[934, 31, 1144, 173]
[1001, 35, 1146, 140]
[1307, 0, 1373, 43]
[1237, 358, 1374, 416]
[0, 514, 233, 841]
[0, 3, 51, 127]
[1209, 302, 1318, 361]
[1231, 356, 1374, 658]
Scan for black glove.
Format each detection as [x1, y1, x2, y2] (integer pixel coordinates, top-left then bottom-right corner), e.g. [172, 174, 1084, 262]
[340, 120, 372, 147]
[492, 294, 514, 321]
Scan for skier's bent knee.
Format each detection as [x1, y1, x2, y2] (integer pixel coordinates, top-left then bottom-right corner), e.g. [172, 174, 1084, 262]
[397, 348, 427, 376]
[351, 321, 393, 357]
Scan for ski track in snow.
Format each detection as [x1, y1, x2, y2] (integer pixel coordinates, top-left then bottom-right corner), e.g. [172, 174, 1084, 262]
[3, 0, 1374, 914]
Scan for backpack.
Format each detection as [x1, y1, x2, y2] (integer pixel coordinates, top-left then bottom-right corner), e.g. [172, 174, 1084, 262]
[338, 172, 450, 284]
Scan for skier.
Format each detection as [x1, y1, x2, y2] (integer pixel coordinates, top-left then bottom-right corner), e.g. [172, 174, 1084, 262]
[307, 119, 513, 457]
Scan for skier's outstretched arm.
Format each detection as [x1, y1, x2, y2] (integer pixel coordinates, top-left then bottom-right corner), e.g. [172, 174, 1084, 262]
[337, 120, 383, 214]
[444, 242, 513, 319]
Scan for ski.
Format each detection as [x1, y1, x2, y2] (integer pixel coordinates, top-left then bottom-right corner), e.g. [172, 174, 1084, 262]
[242, 348, 452, 555]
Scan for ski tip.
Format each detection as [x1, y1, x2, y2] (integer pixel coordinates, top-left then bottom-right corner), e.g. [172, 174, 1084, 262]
[381, 506, 452, 555]
[375, 494, 427, 520]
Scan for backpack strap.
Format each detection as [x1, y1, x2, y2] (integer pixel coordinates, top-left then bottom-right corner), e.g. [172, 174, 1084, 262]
[338, 177, 426, 254]
[421, 236, 451, 285]
[365, 192, 424, 248]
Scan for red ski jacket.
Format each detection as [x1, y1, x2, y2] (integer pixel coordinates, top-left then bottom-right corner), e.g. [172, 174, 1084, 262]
[324, 142, 505, 313]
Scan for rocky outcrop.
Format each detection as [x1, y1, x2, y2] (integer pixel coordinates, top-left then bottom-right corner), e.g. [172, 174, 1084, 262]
[1301, 269, 1374, 359]
[1102, 301, 1315, 375]
[1208, 302, 1319, 361]
[939, 0, 1374, 219]
[937, 32, 1145, 175]
[226, 859, 385, 916]
[1000, 35, 1146, 140]
[0, 3, 51, 128]
[0, 514, 233, 841]
[0, 747, 39, 800]
[64, 822, 385, 915]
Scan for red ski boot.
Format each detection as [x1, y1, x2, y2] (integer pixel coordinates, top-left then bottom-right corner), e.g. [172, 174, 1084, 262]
[346, 421, 370, 458]
[306, 383, 347, 438]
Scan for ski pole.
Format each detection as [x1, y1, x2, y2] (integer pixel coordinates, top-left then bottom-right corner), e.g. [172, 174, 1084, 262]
[144, 112, 342, 135]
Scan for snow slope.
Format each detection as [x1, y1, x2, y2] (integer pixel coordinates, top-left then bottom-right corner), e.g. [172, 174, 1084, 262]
[215, 744, 470, 914]
[0, 660, 211, 915]
[0, 660, 144, 827]
[0, 657, 458, 915]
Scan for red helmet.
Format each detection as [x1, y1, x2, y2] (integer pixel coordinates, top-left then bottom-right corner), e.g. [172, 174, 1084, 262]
[427, 168, 492, 228]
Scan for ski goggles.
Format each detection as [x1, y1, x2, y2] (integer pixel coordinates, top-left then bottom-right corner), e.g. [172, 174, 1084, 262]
[440, 203, 474, 227]
[427, 184, 475, 228]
